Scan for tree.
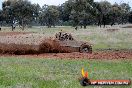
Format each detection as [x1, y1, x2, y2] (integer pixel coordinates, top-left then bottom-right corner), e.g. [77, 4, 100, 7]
[120, 3, 131, 24]
[2, 0, 13, 25]
[129, 11, 132, 23]
[39, 5, 59, 28]
[94, 1, 112, 27]
[1, 0, 131, 28]
[65, 0, 94, 29]
[12, 0, 35, 30]
[59, 2, 72, 22]
[31, 4, 41, 25]
[2, 0, 35, 30]
[0, 10, 4, 26]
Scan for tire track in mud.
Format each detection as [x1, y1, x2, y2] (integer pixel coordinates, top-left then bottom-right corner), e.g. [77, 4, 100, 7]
[0, 51, 132, 59]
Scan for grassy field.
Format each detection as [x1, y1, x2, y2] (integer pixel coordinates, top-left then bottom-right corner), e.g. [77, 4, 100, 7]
[0, 57, 132, 88]
[0, 26, 132, 88]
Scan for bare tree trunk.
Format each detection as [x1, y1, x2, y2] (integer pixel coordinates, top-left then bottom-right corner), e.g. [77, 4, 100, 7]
[48, 24, 51, 28]
[98, 20, 101, 28]
[22, 19, 24, 30]
[11, 25, 14, 31]
[0, 21, 2, 27]
[84, 25, 86, 29]
[80, 25, 82, 28]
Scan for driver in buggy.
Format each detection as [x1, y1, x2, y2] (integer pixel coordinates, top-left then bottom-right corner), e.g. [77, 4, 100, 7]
[55, 31, 73, 41]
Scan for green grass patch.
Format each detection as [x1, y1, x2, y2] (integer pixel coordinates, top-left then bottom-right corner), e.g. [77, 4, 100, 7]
[0, 57, 131, 88]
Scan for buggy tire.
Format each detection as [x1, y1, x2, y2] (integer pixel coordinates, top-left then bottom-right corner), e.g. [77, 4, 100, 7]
[80, 45, 92, 53]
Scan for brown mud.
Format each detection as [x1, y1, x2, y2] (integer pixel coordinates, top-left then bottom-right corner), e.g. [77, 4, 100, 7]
[0, 50, 131, 59]
[0, 32, 131, 59]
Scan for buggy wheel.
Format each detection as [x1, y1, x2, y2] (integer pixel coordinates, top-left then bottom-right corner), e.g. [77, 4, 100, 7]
[80, 45, 92, 53]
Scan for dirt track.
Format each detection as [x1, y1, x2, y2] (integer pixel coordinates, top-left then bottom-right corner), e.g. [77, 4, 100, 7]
[0, 32, 132, 59]
[0, 50, 131, 59]
[30, 51, 131, 59]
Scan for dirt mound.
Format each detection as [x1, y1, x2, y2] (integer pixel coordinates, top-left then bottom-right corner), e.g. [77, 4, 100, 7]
[0, 33, 53, 54]
[0, 43, 39, 54]
[39, 39, 75, 53]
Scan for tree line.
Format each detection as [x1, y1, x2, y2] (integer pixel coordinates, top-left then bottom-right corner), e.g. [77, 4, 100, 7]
[0, 0, 132, 30]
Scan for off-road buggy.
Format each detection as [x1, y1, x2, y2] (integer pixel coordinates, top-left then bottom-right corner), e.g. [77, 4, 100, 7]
[0, 31, 92, 54]
[40, 32, 92, 53]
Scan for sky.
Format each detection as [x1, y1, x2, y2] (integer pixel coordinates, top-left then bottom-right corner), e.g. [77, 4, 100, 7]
[0, 0, 132, 10]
